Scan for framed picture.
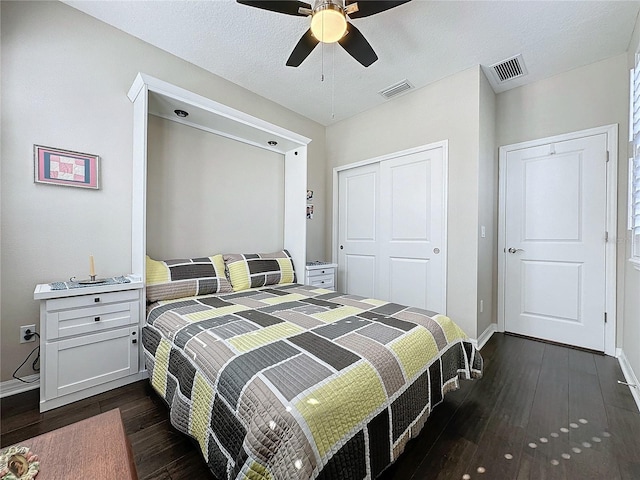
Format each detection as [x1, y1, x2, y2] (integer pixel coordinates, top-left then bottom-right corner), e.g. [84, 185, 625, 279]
[34, 145, 100, 189]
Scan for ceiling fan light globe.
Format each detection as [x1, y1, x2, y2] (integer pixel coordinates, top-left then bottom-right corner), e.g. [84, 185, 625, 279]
[310, 5, 347, 43]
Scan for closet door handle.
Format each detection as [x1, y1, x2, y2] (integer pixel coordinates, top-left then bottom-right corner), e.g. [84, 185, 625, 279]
[94, 316, 101, 322]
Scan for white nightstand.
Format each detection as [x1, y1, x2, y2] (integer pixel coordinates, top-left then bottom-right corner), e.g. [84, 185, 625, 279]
[305, 262, 338, 290]
[34, 278, 144, 412]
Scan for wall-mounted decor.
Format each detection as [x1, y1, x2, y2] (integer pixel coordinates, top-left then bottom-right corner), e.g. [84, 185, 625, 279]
[34, 145, 100, 189]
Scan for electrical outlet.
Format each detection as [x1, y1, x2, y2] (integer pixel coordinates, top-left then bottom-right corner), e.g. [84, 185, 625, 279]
[20, 324, 36, 344]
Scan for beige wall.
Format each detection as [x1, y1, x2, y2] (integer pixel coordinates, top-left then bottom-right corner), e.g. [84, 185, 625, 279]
[146, 116, 284, 259]
[477, 70, 497, 336]
[326, 67, 484, 338]
[624, 15, 640, 382]
[2, 0, 637, 387]
[496, 53, 630, 349]
[0, 1, 325, 382]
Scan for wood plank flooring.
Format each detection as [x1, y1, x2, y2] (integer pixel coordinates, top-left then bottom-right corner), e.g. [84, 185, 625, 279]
[1, 333, 639, 479]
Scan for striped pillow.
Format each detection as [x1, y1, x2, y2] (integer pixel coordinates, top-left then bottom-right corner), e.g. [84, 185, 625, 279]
[223, 250, 296, 292]
[146, 254, 232, 302]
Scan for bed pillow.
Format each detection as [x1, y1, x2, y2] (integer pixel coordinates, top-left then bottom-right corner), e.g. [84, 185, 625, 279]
[223, 250, 296, 291]
[146, 254, 232, 302]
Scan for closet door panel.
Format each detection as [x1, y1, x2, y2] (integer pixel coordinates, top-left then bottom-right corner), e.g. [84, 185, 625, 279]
[337, 144, 446, 313]
[338, 164, 379, 298]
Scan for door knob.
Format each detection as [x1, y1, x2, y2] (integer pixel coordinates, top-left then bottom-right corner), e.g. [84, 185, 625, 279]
[340, 245, 344, 250]
[508, 248, 525, 254]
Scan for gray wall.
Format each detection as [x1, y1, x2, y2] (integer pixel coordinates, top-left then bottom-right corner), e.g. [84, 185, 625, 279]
[146, 116, 285, 259]
[477, 70, 498, 337]
[496, 53, 630, 349]
[326, 67, 486, 338]
[0, 1, 326, 382]
[2, 0, 637, 385]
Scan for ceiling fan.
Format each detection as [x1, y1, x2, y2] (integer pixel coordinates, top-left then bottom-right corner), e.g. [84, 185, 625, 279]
[237, 0, 411, 67]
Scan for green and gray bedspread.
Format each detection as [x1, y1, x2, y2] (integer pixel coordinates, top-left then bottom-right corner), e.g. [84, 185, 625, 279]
[142, 283, 482, 480]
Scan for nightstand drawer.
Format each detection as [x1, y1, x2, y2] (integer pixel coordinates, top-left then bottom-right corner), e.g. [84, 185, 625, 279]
[305, 263, 337, 290]
[45, 289, 140, 312]
[46, 301, 139, 340]
[307, 268, 334, 278]
[308, 274, 335, 288]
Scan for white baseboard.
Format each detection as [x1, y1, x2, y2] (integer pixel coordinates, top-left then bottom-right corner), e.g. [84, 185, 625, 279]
[469, 323, 497, 350]
[617, 348, 640, 412]
[0, 374, 40, 399]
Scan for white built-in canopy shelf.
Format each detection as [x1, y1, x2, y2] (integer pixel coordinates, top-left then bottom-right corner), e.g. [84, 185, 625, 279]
[128, 73, 310, 307]
[129, 74, 310, 154]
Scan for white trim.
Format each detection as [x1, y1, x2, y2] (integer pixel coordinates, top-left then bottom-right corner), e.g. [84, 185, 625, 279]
[0, 374, 40, 398]
[474, 323, 497, 350]
[497, 124, 618, 356]
[631, 69, 635, 143]
[630, 158, 635, 231]
[331, 140, 449, 311]
[40, 371, 147, 412]
[129, 73, 311, 149]
[617, 348, 640, 412]
[129, 72, 311, 291]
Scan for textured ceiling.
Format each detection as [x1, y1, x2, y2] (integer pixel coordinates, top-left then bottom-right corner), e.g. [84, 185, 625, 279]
[64, 0, 640, 126]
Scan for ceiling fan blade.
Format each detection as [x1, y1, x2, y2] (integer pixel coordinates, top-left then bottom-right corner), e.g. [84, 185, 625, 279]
[346, 0, 411, 19]
[236, 0, 311, 16]
[338, 22, 378, 67]
[286, 29, 320, 67]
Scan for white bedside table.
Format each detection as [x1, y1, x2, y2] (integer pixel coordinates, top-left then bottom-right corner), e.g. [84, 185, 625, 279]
[305, 262, 338, 290]
[34, 278, 144, 412]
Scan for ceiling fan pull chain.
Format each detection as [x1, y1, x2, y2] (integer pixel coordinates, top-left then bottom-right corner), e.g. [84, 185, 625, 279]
[320, 18, 325, 83]
[331, 43, 336, 119]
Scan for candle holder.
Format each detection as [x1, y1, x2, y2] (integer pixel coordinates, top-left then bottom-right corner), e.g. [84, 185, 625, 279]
[78, 275, 107, 285]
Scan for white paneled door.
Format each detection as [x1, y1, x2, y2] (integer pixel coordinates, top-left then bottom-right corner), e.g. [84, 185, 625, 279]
[503, 133, 608, 351]
[337, 145, 446, 313]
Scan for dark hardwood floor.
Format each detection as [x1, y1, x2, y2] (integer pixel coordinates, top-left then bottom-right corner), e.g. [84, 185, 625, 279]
[2, 333, 639, 479]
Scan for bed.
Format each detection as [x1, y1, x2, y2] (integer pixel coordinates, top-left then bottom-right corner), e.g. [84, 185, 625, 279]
[141, 251, 482, 480]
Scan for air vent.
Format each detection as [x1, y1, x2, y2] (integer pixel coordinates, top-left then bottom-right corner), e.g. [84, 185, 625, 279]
[379, 80, 414, 99]
[490, 54, 528, 83]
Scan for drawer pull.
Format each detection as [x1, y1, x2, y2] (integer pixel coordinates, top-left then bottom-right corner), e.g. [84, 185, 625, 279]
[94, 297, 100, 303]
[94, 316, 101, 322]
[321, 270, 325, 274]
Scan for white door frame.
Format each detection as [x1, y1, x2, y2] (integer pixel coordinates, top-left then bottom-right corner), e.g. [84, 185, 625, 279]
[332, 140, 448, 307]
[497, 125, 618, 356]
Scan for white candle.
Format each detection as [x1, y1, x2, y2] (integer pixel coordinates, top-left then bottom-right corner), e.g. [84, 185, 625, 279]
[89, 255, 95, 277]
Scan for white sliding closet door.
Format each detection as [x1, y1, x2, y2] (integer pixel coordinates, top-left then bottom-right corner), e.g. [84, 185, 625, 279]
[337, 144, 447, 313]
[338, 163, 379, 299]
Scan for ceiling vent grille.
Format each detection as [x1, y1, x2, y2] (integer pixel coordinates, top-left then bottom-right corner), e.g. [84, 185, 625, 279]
[379, 79, 414, 99]
[490, 54, 528, 83]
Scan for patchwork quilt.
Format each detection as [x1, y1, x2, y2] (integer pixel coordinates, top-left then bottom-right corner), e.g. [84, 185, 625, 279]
[142, 284, 483, 480]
